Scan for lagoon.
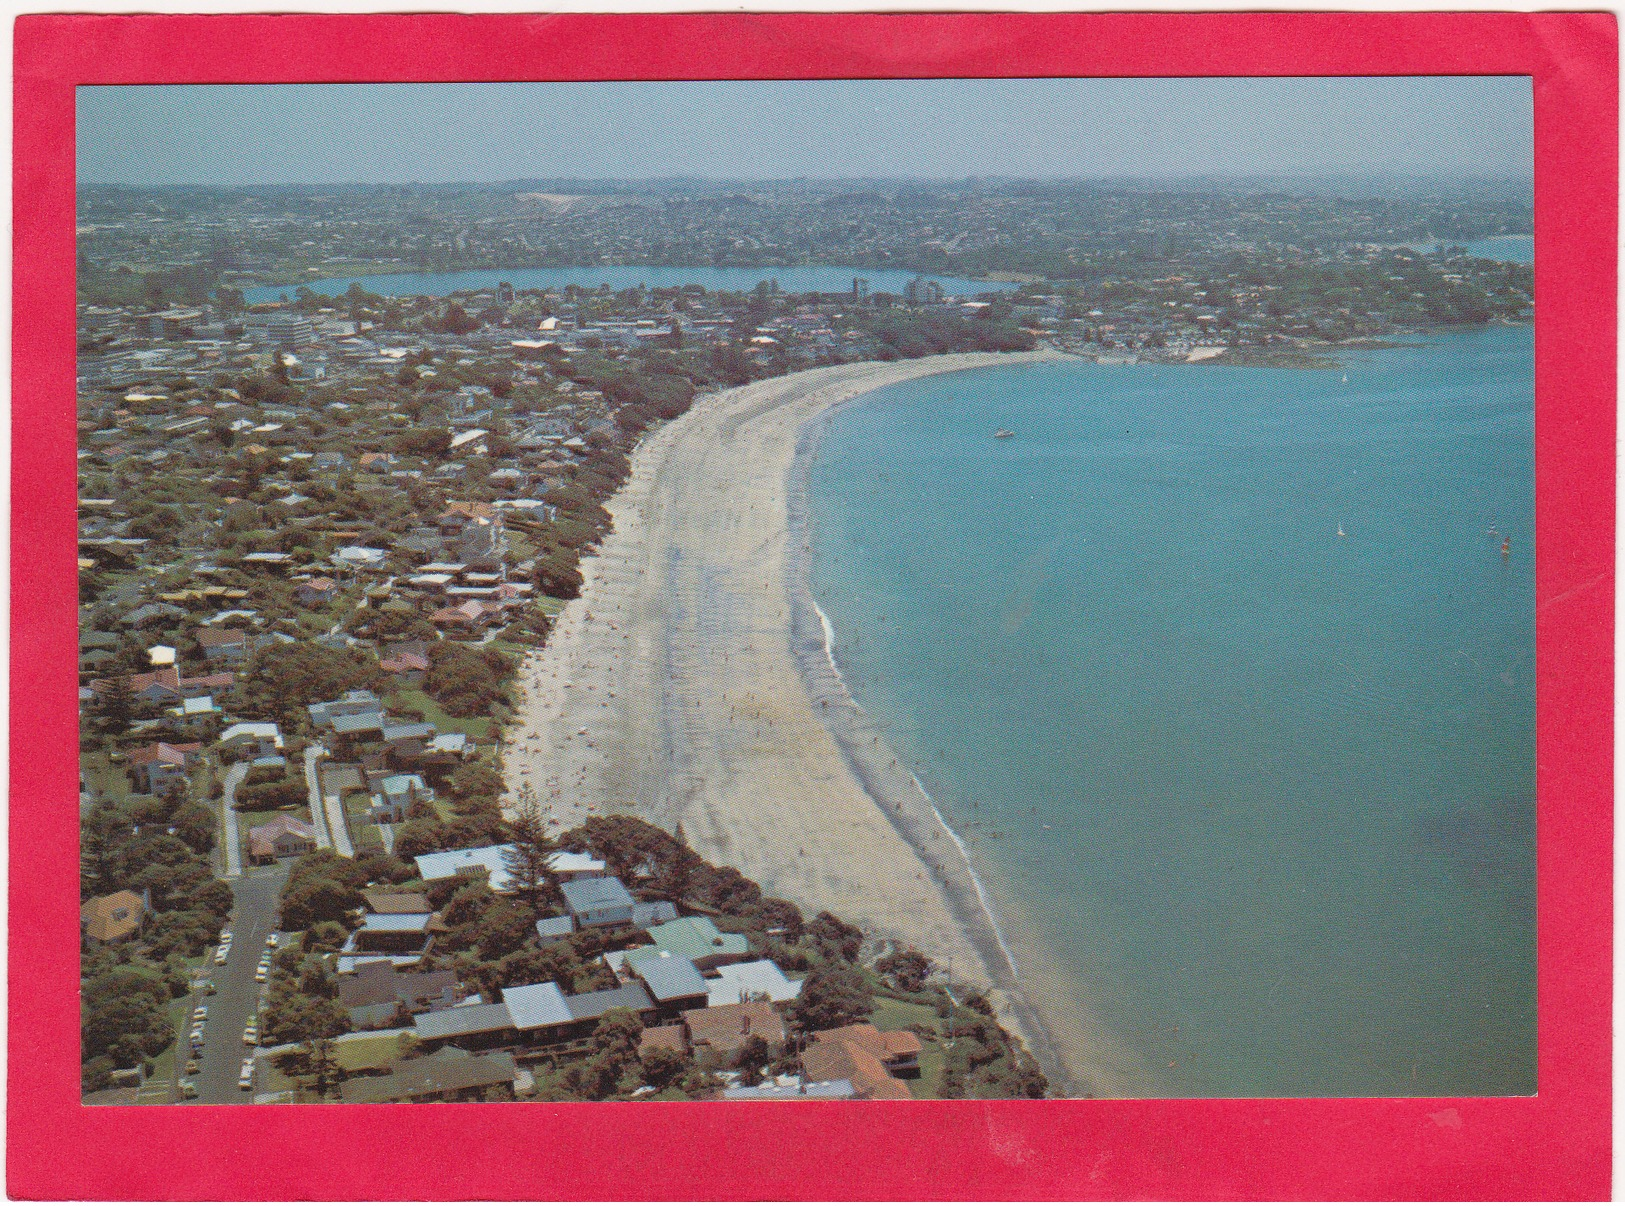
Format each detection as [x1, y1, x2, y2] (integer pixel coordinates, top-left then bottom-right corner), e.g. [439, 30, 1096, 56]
[243, 265, 1020, 305]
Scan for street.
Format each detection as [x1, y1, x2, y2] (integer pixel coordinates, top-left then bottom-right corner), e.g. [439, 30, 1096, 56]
[185, 861, 288, 1105]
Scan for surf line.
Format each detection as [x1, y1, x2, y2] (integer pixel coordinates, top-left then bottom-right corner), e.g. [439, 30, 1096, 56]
[793, 401, 1023, 990]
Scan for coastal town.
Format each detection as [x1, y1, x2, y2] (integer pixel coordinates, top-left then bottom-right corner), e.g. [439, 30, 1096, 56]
[78, 177, 1533, 1104]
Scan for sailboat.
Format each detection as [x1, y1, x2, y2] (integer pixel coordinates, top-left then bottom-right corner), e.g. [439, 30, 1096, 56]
[1337, 522, 1346, 538]
[1341, 373, 1349, 384]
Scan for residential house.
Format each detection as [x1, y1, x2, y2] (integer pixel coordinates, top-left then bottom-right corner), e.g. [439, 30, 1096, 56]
[338, 962, 465, 1029]
[799, 1029, 913, 1100]
[628, 916, 750, 973]
[307, 690, 383, 729]
[560, 876, 637, 929]
[217, 721, 284, 762]
[343, 913, 434, 958]
[81, 889, 147, 945]
[248, 814, 317, 864]
[126, 741, 201, 795]
[370, 773, 434, 823]
[362, 890, 432, 915]
[414, 844, 606, 894]
[680, 1001, 786, 1063]
[296, 577, 339, 605]
[704, 959, 804, 1008]
[165, 694, 223, 736]
[195, 627, 265, 668]
[91, 666, 182, 707]
[810, 1023, 923, 1079]
[338, 1047, 518, 1104]
[630, 954, 711, 1019]
[379, 650, 429, 687]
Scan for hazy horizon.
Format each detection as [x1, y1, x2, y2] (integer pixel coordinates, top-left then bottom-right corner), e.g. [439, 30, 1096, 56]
[79, 78, 1533, 188]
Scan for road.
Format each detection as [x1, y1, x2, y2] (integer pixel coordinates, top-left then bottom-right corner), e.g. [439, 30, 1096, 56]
[302, 745, 334, 851]
[219, 762, 247, 877]
[186, 861, 288, 1105]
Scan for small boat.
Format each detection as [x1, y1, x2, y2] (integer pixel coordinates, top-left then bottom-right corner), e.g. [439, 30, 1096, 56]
[994, 429, 1015, 439]
[1341, 373, 1349, 384]
[1337, 522, 1346, 538]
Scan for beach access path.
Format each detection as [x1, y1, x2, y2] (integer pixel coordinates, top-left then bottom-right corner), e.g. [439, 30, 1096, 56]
[502, 351, 1067, 1058]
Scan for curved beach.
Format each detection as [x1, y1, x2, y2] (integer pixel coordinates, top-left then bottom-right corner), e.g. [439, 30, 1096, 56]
[501, 351, 1083, 1093]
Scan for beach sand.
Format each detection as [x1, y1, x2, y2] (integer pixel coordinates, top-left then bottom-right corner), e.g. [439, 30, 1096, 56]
[502, 351, 1103, 1094]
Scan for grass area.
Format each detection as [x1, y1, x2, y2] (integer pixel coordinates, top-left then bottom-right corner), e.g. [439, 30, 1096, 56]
[869, 993, 950, 1099]
[387, 688, 493, 742]
[79, 749, 130, 804]
[535, 596, 568, 619]
[334, 1031, 409, 1073]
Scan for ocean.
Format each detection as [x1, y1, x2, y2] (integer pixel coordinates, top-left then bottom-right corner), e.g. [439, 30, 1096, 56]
[805, 325, 1536, 1097]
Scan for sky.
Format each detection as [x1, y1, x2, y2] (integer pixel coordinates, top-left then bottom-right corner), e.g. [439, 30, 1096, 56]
[77, 77, 1533, 186]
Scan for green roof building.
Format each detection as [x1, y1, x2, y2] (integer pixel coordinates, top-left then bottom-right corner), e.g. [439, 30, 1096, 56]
[627, 916, 750, 972]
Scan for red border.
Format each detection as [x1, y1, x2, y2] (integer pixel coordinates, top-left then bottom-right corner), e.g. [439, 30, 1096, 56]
[12, 13, 1615, 1200]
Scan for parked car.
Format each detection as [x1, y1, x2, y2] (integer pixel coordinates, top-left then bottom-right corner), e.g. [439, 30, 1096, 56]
[184, 1059, 199, 1075]
[178, 1079, 198, 1099]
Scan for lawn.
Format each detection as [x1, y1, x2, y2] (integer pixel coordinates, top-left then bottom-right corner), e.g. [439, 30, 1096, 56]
[869, 993, 951, 1099]
[79, 749, 131, 805]
[334, 1030, 410, 1073]
[387, 688, 493, 742]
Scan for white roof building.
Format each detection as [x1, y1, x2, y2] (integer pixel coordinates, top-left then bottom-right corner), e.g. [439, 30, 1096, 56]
[704, 960, 804, 1008]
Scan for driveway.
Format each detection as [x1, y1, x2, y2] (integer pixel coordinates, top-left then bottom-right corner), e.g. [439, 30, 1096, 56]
[186, 861, 288, 1105]
[302, 745, 333, 851]
[219, 761, 247, 877]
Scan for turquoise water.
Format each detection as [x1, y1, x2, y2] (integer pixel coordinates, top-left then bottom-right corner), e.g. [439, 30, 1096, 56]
[807, 326, 1535, 1097]
[244, 266, 1017, 304]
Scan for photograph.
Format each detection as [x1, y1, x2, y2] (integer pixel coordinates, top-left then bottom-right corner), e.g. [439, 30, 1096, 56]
[72, 75, 1538, 1107]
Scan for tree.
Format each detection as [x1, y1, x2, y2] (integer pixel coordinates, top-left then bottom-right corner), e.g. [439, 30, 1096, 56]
[787, 963, 874, 1032]
[503, 786, 556, 912]
[82, 967, 173, 1068]
[733, 1034, 770, 1086]
[876, 948, 933, 993]
[170, 802, 218, 856]
[639, 1045, 690, 1092]
[279, 876, 361, 931]
[589, 1007, 644, 1070]
[94, 677, 134, 735]
[806, 911, 864, 962]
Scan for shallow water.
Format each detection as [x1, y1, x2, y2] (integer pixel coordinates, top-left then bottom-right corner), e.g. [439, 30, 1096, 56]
[807, 326, 1535, 1097]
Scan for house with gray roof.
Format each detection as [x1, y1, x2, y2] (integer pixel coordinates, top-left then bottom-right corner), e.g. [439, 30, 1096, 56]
[630, 953, 710, 1017]
[560, 876, 637, 928]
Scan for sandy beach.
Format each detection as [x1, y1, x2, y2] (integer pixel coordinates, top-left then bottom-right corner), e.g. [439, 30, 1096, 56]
[501, 350, 1089, 1092]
